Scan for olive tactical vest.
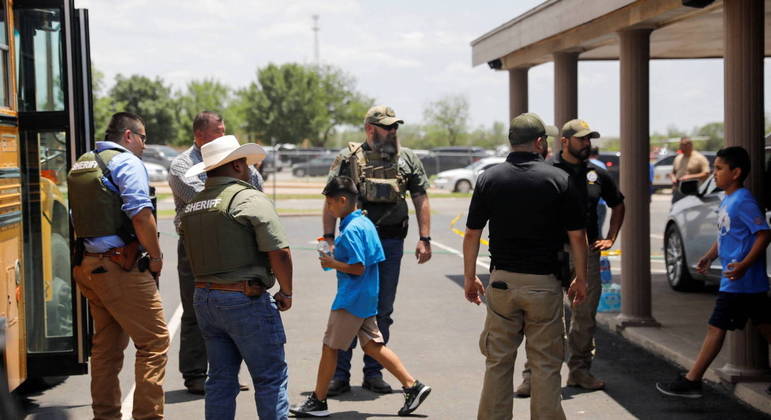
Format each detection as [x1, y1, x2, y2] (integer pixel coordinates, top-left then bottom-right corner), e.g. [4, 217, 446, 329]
[181, 181, 268, 278]
[347, 142, 407, 205]
[67, 149, 135, 239]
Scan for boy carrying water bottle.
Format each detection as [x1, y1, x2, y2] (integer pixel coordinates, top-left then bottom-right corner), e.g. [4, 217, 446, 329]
[656, 146, 771, 398]
[290, 176, 431, 417]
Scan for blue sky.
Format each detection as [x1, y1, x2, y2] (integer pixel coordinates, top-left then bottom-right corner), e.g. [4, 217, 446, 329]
[78, 0, 770, 137]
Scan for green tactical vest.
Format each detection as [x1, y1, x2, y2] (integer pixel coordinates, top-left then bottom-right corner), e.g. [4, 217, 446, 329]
[67, 149, 135, 239]
[180, 181, 269, 279]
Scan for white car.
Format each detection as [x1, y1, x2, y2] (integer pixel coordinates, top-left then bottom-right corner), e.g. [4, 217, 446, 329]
[433, 157, 505, 193]
[144, 161, 168, 183]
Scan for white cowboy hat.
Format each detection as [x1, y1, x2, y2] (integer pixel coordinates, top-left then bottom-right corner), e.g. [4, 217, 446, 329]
[185, 135, 266, 178]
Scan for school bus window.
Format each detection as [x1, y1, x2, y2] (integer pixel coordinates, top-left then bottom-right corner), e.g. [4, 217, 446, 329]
[15, 8, 64, 112]
[0, 2, 10, 108]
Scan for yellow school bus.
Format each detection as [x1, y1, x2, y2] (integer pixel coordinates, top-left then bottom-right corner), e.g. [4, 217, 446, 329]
[0, 0, 93, 394]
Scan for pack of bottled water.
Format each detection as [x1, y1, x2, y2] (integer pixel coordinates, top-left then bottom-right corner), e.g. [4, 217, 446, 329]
[597, 255, 621, 312]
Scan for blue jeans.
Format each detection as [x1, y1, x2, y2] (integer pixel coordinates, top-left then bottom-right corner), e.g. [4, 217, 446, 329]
[193, 289, 288, 420]
[335, 238, 404, 381]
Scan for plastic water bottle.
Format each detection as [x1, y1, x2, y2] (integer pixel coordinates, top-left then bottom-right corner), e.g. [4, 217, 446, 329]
[316, 237, 332, 271]
[598, 283, 622, 313]
[599, 256, 612, 285]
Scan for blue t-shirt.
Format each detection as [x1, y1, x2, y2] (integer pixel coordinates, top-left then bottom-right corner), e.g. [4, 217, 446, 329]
[717, 187, 769, 293]
[331, 209, 385, 318]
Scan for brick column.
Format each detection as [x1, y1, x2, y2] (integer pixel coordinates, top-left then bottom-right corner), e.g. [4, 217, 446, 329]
[508, 67, 529, 121]
[718, 0, 768, 383]
[617, 28, 659, 328]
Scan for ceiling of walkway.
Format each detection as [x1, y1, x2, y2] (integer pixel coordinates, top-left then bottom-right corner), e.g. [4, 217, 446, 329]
[471, 0, 771, 69]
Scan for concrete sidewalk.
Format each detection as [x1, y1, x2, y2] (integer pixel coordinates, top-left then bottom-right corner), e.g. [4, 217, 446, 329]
[597, 273, 771, 415]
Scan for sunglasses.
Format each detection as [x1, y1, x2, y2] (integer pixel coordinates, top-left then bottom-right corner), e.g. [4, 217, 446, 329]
[373, 123, 399, 131]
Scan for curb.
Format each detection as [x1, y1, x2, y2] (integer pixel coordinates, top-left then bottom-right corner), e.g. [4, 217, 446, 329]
[596, 314, 771, 416]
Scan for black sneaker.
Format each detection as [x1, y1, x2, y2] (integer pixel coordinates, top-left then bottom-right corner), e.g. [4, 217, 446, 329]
[656, 373, 703, 399]
[290, 393, 330, 417]
[398, 380, 431, 416]
[326, 379, 351, 397]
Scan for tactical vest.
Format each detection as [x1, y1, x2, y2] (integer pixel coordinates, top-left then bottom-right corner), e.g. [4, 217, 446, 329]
[347, 142, 407, 204]
[67, 149, 135, 239]
[180, 181, 270, 279]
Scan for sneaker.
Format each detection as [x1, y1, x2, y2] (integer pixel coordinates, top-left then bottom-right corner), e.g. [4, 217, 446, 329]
[656, 373, 703, 399]
[363, 376, 392, 394]
[515, 376, 531, 398]
[290, 393, 330, 418]
[567, 370, 605, 391]
[326, 379, 351, 397]
[398, 380, 431, 416]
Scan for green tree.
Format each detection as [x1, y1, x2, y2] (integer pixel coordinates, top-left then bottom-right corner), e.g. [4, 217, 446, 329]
[423, 94, 470, 146]
[109, 74, 178, 144]
[176, 78, 234, 145]
[239, 63, 326, 145]
[697, 122, 724, 151]
[317, 65, 373, 144]
[91, 66, 119, 141]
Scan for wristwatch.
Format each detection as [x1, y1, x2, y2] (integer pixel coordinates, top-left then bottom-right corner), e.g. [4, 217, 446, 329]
[419, 236, 431, 243]
[323, 233, 335, 240]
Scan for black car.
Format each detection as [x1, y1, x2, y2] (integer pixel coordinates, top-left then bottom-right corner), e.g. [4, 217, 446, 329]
[595, 152, 621, 185]
[420, 146, 491, 176]
[143, 145, 179, 170]
[292, 154, 336, 177]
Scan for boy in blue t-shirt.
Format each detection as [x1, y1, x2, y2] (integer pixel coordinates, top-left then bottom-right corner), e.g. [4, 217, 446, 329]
[657, 146, 771, 398]
[290, 176, 431, 417]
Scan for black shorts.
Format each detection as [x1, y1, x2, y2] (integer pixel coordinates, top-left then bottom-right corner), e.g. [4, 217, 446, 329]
[708, 292, 771, 331]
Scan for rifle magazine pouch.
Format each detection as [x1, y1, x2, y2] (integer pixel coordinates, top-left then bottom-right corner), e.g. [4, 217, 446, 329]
[362, 178, 401, 203]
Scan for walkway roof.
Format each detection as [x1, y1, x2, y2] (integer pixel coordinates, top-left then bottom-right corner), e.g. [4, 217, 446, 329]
[471, 0, 771, 69]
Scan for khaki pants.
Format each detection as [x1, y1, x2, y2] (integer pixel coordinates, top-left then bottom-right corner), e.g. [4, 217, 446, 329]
[566, 247, 601, 374]
[477, 270, 566, 420]
[74, 256, 169, 420]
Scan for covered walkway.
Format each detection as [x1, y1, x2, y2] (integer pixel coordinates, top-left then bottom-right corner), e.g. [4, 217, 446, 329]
[472, 0, 769, 413]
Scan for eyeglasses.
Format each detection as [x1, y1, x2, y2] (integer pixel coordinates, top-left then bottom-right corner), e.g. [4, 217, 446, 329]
[373, 123, 399, 131]
[130, 130, 147, 143]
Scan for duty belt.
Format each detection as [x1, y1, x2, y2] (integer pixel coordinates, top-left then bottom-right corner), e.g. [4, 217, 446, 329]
[195, 281, 265, 297]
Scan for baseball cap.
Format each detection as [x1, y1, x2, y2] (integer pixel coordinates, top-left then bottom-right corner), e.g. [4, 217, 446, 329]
[322, 176, 359, 197]
[364, 105, 404, 126]
[562, 119, 600, 139]
[508, 112, 553, 145]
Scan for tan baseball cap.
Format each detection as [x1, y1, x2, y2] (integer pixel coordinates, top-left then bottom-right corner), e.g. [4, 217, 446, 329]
[562, 119, 600, 139]
[364, 105, 404, 126]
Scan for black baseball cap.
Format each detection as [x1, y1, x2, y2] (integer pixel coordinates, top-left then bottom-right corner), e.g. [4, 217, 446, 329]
[322, 176, 359, 197]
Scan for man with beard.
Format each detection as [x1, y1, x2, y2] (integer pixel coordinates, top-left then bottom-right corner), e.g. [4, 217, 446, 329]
[516, 119, 626, 397]
[322, 105, 432, 396]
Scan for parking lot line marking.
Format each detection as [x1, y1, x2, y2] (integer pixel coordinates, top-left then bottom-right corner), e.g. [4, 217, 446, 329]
[432, 239, 490, 270]
[450, 213, 490, 246]
[121, 303, 183, 420]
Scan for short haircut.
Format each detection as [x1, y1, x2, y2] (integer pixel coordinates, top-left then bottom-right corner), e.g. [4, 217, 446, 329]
[193, 111, 223, 132]
[322, 176, 358, 202]
[104, 112, 144, 141]
[716, 146, 750, 184]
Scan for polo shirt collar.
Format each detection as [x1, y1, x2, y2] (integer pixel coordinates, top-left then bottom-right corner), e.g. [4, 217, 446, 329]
[554, 151, 585, 170]
[340, 209, 363, 231]
[506, 151, 542, 164]
[95, 141, 129, 153]
[205, 176, 252, 188]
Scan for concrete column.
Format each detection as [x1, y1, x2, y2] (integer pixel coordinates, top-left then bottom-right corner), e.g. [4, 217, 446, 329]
[616, 28, 659, 328]
[719, 0, 768, 383]
[508, 67, 528, 121]
[554, 51, 579, 130]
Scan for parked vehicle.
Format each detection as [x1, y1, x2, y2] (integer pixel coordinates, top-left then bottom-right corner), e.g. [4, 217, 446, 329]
[143, 144, 179, 169]
[652, 152, 716, 192]
[595, 152, 621, 185]
[433, 157, 505, 193]
[664, 175, 771, 291]
[292, 154, 337, 177]
[420, 146, 493, 176]
[144, 161, 169, 183]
